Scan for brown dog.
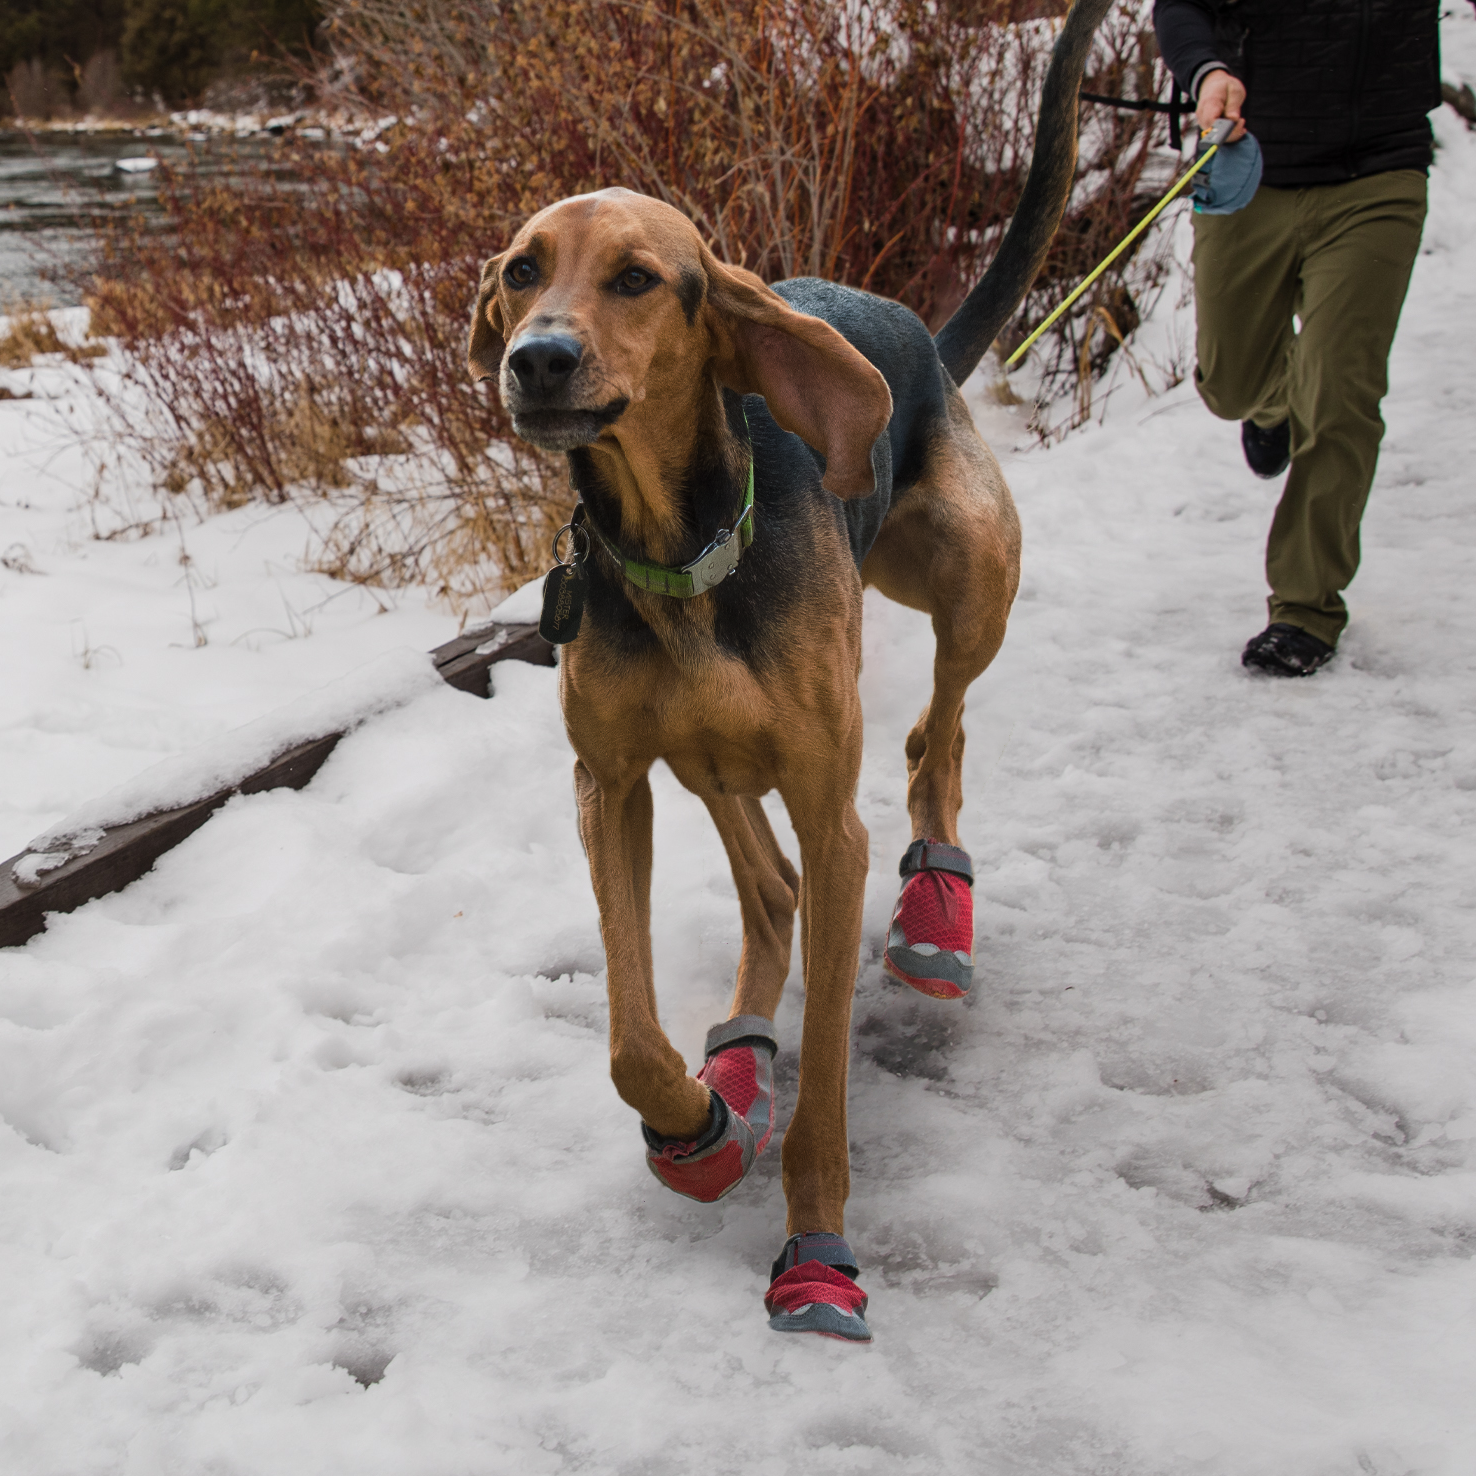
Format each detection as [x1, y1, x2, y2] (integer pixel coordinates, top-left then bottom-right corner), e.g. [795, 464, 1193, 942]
[468, 0, 1110, 1340]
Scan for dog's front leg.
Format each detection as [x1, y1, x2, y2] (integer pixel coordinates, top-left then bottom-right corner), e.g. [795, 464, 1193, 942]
[573, 758, 711, 1141]
[778, 764, 869, 1238]
[758, 769, 876, 1341]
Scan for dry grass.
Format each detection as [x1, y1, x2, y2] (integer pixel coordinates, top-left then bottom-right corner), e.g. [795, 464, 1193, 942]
[0, 300, 107, 368]
[73, 0, 1181, 615]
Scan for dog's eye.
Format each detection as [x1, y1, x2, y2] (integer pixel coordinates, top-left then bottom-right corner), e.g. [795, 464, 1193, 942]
[615, 267, 658, 296]
[505, 258, 538, 288]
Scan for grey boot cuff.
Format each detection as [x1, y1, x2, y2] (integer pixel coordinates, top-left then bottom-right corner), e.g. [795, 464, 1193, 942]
[703, 1014, 778, 1060]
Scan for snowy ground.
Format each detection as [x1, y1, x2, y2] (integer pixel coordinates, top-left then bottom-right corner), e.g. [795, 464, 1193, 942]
[4, 14, 1476, 1473]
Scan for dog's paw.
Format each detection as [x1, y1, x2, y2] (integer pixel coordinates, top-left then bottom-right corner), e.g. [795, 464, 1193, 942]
[696, 1014, 776, 1155]
[642, 1015, 778, 1202]
[884, 840, 974, 1000]
[766, 1232, 872, 1343]
[642, 1091, 754, 1202]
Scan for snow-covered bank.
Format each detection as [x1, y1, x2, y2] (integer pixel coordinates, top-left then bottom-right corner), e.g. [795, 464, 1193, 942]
[16, 647, 445, 883]
[2, 11, 1476, 1473]
[0, 385, 451, 863]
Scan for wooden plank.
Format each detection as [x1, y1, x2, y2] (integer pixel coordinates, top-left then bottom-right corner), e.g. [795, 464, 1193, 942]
[428, 618, 551, 671]
[237, 731, 345, 796]
[0, 620, 555, 949]
[0, 796, 233, 949]
[432, 621, 555, 697]
[0, 730, 343, 949]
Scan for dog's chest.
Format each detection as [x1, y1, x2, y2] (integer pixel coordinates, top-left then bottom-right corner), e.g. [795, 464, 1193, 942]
[561, 645, 839, 798]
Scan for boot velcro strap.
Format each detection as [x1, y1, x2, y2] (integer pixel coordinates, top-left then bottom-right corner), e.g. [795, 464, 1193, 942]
[769, 1231, 859, 1283]
[898, 839, 974, 886]
[704, 1013, 778, 1060]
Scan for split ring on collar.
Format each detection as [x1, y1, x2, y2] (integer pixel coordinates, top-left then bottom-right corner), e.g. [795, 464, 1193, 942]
[552, 521, 590, 567]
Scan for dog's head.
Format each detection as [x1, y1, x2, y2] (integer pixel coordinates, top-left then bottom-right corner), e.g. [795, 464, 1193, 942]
[468, 188, 892, 498]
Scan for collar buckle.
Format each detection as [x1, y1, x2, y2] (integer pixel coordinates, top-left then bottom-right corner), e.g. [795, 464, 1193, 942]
[685, 524, 744, 594]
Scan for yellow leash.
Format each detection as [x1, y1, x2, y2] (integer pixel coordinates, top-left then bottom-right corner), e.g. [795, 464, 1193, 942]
[1004, 118, 1235, 368]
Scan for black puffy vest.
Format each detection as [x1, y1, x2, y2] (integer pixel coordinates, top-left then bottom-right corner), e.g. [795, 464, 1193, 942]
[1184, 0, 1439, 187]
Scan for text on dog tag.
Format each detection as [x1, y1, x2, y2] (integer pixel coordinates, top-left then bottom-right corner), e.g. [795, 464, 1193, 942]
[539, 561, 586, 644]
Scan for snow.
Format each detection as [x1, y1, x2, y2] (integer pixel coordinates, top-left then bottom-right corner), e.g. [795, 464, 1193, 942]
[2, 13, 1476, 1471]
[486, 571, 547, 627]
[16, 648, 445, 877]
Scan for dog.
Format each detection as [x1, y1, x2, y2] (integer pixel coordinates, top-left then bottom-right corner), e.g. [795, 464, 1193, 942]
[468, 0, 1111, 1341]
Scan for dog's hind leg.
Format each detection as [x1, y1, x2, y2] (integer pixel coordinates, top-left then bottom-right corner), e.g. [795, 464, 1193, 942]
[862, 392, 1021, 997]
[677, 795, 800, 1179]
[704, 794, 800, 1023]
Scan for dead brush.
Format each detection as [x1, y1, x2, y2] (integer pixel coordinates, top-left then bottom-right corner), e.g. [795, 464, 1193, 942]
[72, 0, 1181, 615]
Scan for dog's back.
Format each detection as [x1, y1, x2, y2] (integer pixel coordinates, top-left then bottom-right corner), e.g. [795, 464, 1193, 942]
[765, 278, 953, 567]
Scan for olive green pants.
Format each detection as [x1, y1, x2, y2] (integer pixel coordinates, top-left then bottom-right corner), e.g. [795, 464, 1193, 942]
[1191, 169, 1427, 646]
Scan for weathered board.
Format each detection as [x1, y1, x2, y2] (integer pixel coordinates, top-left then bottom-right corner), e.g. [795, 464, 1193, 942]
[0, 620, 555, 949]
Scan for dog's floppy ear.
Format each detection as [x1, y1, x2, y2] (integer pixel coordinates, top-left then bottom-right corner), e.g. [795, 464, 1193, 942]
[703, 250, 892, 499]
[467, 254, 507, 384]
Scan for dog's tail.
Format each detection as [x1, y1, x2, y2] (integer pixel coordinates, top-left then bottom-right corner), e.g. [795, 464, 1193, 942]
[933, 0, 1115, 386]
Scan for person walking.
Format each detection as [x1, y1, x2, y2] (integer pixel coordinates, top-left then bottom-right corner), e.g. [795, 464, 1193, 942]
[1153, 0, 1441, 675]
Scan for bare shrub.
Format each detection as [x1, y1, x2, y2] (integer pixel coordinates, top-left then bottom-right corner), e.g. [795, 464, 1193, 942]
[84, 184, 569, 609]
[78, 0, 1180, 613]
[326, 0, 1083, 329]
[992, 12, 1190, 439]
[0, 303, 66, 368]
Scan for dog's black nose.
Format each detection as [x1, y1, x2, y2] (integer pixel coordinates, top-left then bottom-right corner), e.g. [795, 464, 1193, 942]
[507, 334, 583, 395]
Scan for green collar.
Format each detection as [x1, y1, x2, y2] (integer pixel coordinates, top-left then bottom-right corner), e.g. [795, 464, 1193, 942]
[578, 453, 755, 599]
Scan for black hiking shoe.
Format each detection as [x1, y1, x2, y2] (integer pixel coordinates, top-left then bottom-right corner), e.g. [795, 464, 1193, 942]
[1242, 623, 1335, 677]
[1241, 419, 1291, 479]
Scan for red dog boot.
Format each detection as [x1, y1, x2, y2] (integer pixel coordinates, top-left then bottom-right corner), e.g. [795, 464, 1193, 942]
[697, 1014, 777, 1156]
[642, 1015, 777, 1203]
[766, 1232, 872, 1342]
[883, 839, 975, 1000]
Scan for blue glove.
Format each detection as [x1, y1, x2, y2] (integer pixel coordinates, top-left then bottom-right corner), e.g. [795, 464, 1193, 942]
[1192, 129, 1263, 216]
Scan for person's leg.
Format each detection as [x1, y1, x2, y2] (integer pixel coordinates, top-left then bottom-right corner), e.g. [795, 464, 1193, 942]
[1190, 185, 1302, 428]
[1266, 170, 1427, 645]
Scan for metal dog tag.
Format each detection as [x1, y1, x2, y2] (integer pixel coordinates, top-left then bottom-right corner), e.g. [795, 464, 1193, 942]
[539, 560, 586, 645]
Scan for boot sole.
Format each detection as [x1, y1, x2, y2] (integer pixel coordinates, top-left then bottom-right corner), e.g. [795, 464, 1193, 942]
[883, 952, 969, 1000]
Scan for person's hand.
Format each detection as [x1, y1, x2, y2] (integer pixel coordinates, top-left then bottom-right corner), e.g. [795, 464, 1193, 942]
[1196, 68, 1247, 142]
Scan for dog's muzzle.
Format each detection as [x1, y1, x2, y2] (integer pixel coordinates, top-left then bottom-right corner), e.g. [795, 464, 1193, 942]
[502, 333, 628, 451]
